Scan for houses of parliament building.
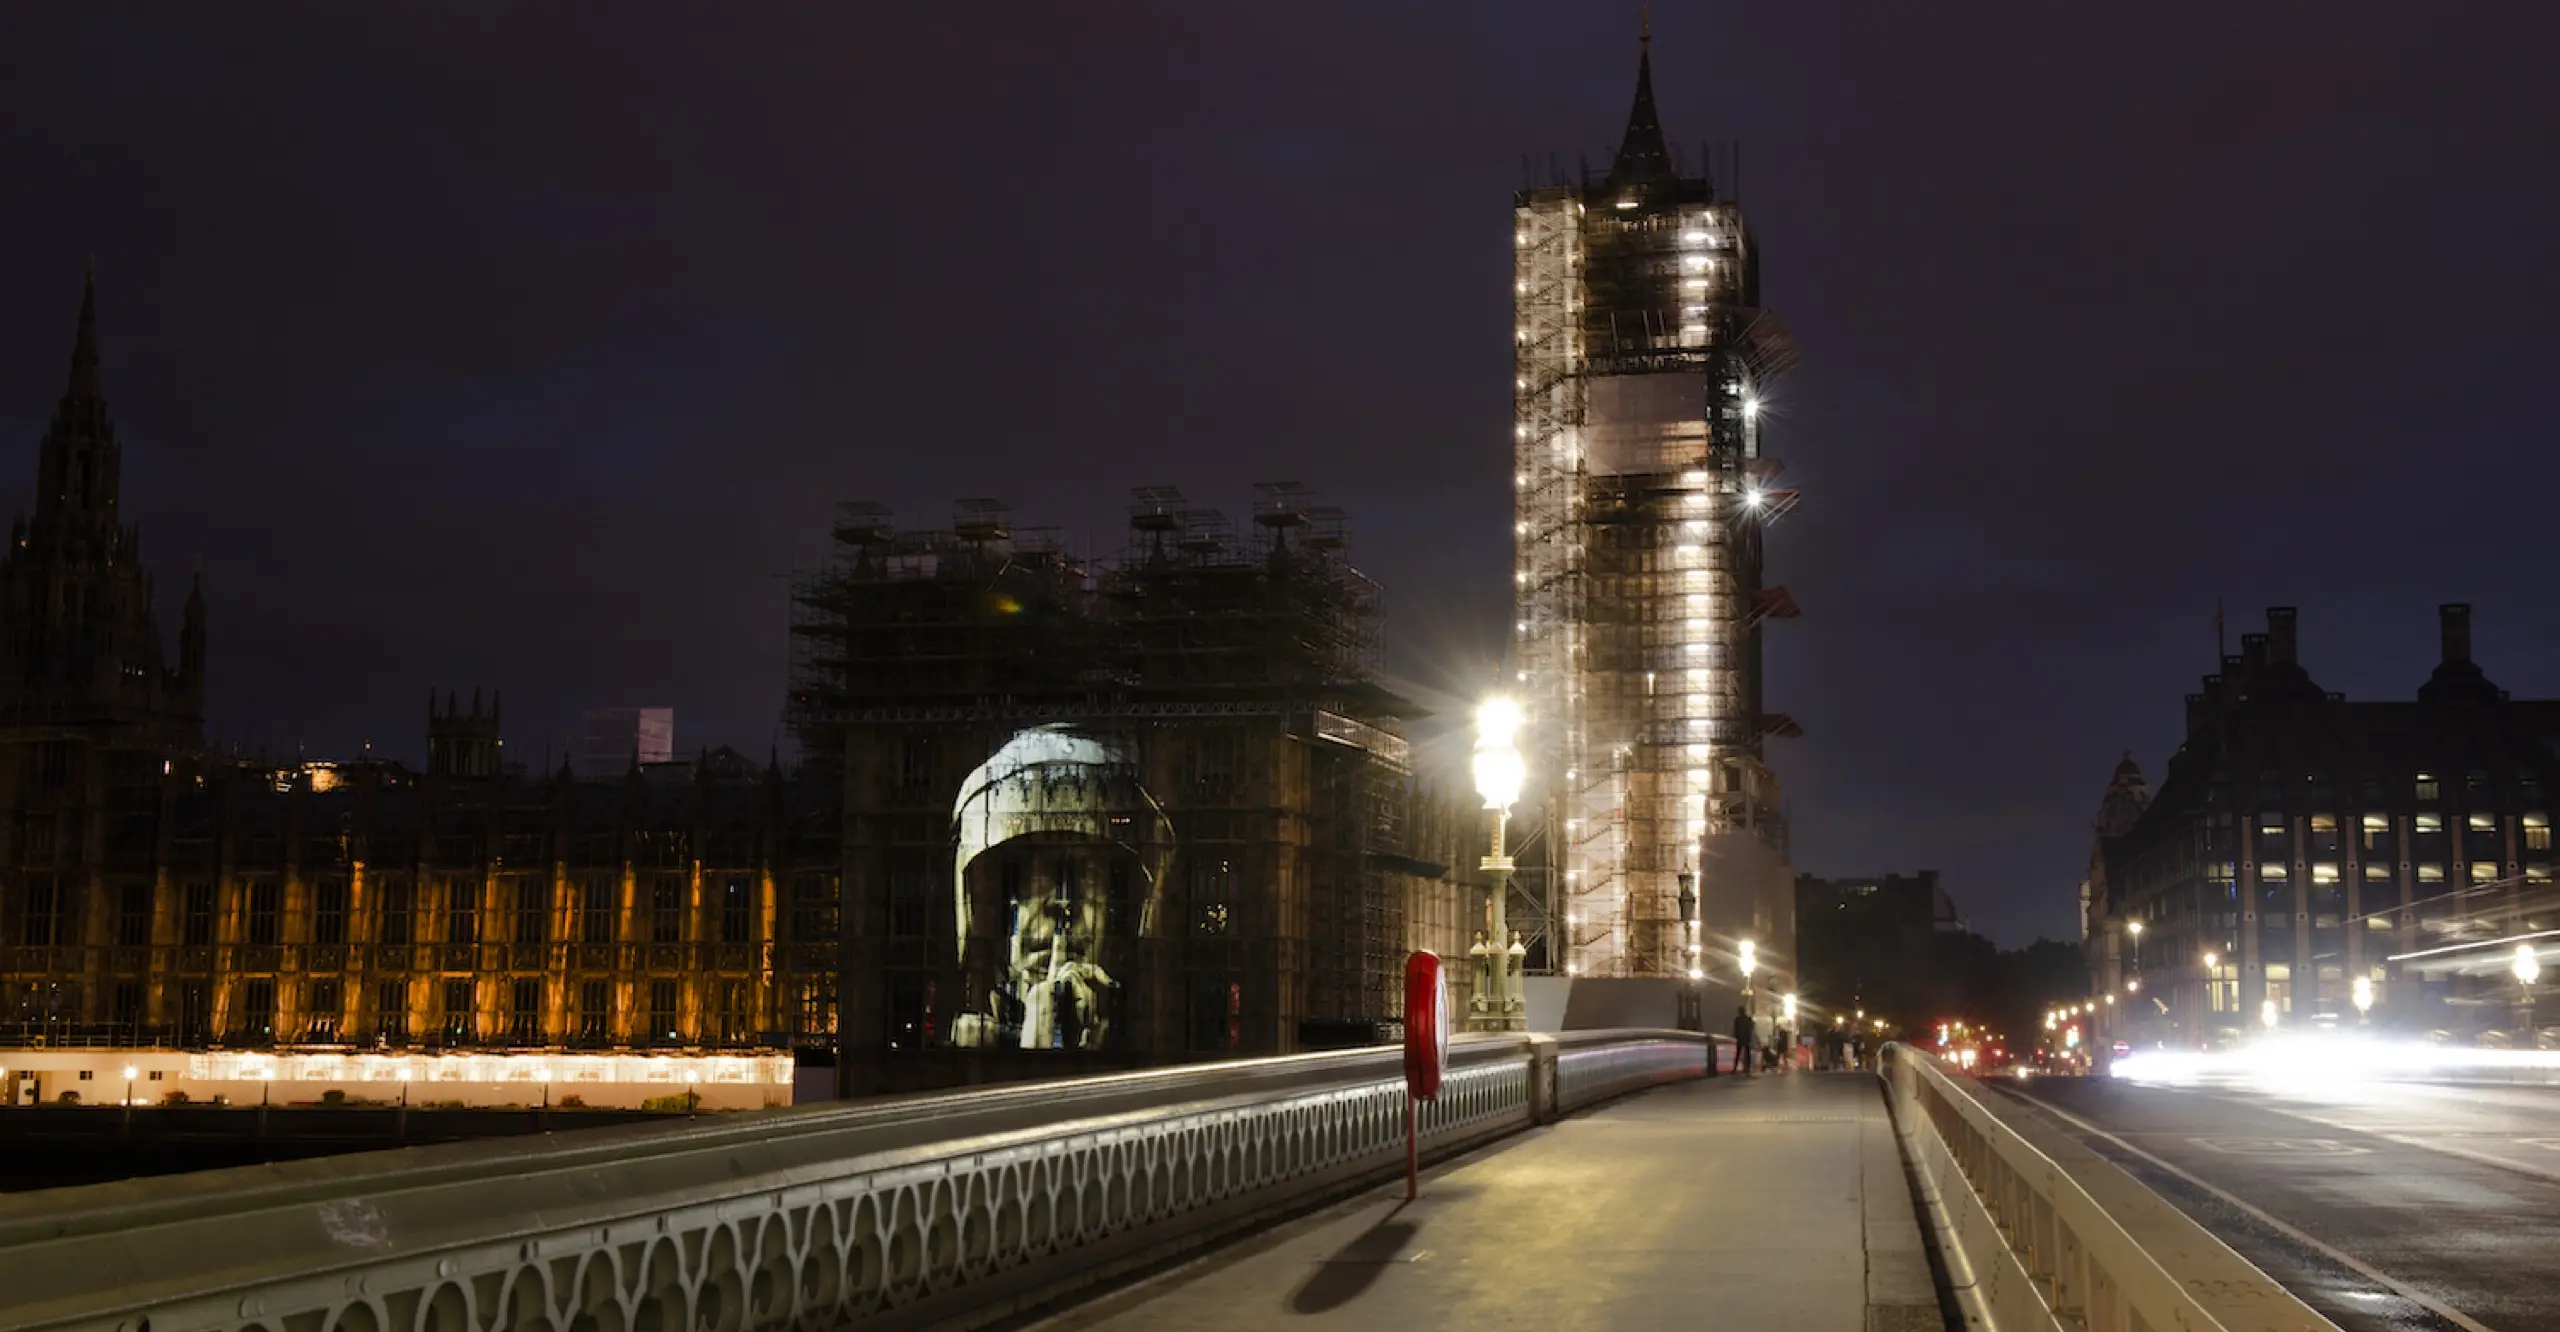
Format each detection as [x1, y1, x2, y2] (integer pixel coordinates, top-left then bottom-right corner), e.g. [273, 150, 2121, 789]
[0, 277, 1476, 1104]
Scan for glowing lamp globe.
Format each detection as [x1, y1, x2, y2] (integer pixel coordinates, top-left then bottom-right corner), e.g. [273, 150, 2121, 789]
[1471, 698, 1527, 811]
[2517, 945, 2543, 987]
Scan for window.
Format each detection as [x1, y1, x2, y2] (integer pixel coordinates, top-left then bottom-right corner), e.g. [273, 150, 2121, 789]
[179, 981, 212, 1040]
[581, 875, 616, 944]
[18, 813, 55, 863]
[1192, 858, 1235, 937]
[2308, 814, 2340, 857]
[511, 879, 545, 945]
[889, 867, 930, 938]
[242, 979, 276, 1040]
[790, 872, 837, 944]
[246, 880, 280, 945]
[887, 976, 933, 1049]
[2413, 814, 2446, 864]
[445, 878, 480, 946]
[2363, 863, 2392, 882]
[313, 876, 348, 945]
[719, 876, 753, 944]
[112, 978, 143, 1027]
[117, 882, 151, 946]
[2359, 814, 2395, 859]
[2470, 861, 2500, 884]
[719, 981, 749, 1044]
[376, 980, 410, 1041]
[508, 977, 542, 1044]
[2415, 772, 2440, 802]
[578, 979, 611, 1043]
[651, 875, 685, 944]
[2528, 813, 2553, 853]
[377, 877, 413, 946]
[648, 979, 679, 1040]
[31, 741, 69, 790]
[308, 979, 342, 1039]
[794, 979, 835, 1037]
[898, 735, 935, 790]
[442, 979, 475, 1042]
[1188, 977, 1241, 1053]
[2418, 864, 2446, 883]
[18, 873, 57, 946]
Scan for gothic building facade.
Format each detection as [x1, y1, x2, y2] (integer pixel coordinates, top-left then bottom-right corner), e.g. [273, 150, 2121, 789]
[0, 281, 1477, 1101]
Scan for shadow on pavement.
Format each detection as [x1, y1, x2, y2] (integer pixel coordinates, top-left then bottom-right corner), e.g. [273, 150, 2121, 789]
[1287, 1203, 1419, 1315]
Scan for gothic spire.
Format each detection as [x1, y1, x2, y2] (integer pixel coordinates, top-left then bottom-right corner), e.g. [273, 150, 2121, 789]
[1604, 25, 1676, 193]
[67, 260, 104, 405]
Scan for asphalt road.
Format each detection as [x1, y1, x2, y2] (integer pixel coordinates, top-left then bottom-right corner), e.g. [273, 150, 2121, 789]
[1999, 1075, 2560, 1332]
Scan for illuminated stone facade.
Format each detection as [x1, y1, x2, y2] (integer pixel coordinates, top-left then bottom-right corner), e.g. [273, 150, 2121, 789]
[0, 286, 1477, 1097]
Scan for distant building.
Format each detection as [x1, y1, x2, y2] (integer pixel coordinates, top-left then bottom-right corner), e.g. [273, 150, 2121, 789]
[579, 708, 674, 776]
[2100, 605, 2560, 1047]
[2079, 754, 2151, 1001]
[1797, 871, 1964, 935]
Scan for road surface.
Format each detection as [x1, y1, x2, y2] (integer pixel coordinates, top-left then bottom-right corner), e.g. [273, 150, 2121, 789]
[2000, 1074, 2560, 1332]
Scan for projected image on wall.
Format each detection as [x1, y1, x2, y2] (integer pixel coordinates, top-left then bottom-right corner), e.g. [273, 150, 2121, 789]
[949, 725, 1173, 1050]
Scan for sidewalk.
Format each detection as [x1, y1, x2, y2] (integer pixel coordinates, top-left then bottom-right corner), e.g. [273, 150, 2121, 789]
[1025, 1071, 1943, 1332]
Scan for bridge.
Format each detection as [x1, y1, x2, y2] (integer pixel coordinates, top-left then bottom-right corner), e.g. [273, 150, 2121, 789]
[4, 1032, 2486, 1332]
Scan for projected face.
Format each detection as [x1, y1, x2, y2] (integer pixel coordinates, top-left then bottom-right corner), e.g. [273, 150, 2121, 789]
[949, 725, 1172, 1051]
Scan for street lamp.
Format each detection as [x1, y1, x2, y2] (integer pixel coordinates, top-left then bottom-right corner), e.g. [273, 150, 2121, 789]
[122, 1065, 137, 1108]
[2261, 999, 2280, 1032]
[2351, 975, 2374, 1024]
[1738, 939, 1758, 1022]
[1782, 993, 1798, 1025]
[1468, 696, 1528, 1033]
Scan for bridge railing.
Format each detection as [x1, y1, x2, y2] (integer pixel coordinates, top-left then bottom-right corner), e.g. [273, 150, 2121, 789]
[2, 1029, 1707, 1332]
[1880, 1044, 2331, 1332]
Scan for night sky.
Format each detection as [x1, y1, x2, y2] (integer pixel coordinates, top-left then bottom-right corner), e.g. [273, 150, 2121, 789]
[3, 6, 2555, 945]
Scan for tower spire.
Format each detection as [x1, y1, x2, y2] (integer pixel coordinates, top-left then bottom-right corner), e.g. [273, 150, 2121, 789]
[67, 260, 103, 404]
[1605, 22, 1675, 192]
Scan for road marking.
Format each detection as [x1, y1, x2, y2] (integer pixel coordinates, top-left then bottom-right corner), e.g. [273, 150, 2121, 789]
[2188, 1137, 2369, 1156]
[2210, 1094, 2560, 1189]
[2024, 1093, 2503, 1332]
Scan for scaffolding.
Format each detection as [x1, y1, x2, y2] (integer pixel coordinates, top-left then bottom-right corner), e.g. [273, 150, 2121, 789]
[785, 486, 1421, 1048]
[1513, 64, 1799, 981]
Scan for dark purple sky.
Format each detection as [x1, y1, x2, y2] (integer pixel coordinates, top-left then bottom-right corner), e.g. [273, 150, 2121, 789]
[3, 6, 2555, 945]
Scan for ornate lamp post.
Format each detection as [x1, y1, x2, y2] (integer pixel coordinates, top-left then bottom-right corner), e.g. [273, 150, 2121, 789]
[1468, 697, 1528, 1032]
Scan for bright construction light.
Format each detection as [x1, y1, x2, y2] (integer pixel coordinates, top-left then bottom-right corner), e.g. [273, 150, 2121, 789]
[2352, 976, 2374, 1014]
[1744, 488, 1765, 510]
[1471, 697, 1527, 812]
[2261, 999, 2280, 1030]
[1738, 940, 1757, 979]
[2517, 945, 2544, 987]
[1742, 397, 1759, 421]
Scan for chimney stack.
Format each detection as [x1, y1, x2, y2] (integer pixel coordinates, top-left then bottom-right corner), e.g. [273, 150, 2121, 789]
[2240, 633, 2268, 672]
[2440, 603, 2473, 665]
[2266, 606, 2298, 667]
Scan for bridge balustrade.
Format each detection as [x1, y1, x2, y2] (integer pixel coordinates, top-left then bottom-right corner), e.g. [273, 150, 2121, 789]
[2, 1029, 1706, 1332]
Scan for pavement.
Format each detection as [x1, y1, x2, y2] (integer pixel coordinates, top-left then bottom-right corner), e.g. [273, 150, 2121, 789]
[2005, 1076, 2560, 1332]
[1021, 1071, 1944, 1332]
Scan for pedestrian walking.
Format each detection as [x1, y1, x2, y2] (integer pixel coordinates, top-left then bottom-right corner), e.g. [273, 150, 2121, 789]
[1730, 1005, 1755, 1077]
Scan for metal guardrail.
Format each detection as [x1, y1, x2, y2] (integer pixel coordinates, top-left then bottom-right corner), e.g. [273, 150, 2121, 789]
[1880, 1044, 2332, 1332]
[1, 1029, 1703, 1332]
